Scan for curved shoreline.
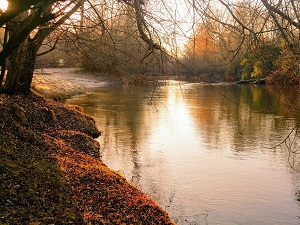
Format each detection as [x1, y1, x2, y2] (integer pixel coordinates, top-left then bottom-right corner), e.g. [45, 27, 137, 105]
[31, 73, 86, 100]
[0, 72, 175, 224]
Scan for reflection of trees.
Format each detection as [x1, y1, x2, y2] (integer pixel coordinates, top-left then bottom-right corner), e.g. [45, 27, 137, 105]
[265, 85, 300, 120]
[263, 85, 300, 172]
[186, 84, 297, 152]
[69, 84, 300, 164]
[67, 86, 154, 185]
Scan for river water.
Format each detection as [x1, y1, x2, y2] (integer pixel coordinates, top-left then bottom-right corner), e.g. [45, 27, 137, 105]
[66, 80, 300, 225]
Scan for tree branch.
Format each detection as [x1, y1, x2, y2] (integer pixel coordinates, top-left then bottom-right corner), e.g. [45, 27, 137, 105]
[0, 0, 59, 27]
[0, 0, 83, 64]
[218, 0, 256, 34]
[132, 0, 160, 50]
[261, 0, 300, 30]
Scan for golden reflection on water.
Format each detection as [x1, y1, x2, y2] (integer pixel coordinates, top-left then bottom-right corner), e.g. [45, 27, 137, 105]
[66, 83, 300, 225]
[147, 84, 197, 151]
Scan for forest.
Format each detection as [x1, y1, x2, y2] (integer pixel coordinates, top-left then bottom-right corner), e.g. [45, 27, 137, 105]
[1, 0, 300, 94]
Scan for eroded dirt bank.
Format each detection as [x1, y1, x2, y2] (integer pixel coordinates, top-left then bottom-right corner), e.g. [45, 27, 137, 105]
[0, 93, 175, 224]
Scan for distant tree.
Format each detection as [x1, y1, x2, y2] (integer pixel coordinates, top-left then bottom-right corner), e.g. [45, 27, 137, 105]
[182, 0, 300, 81]
[239, 44, 280, 80]
[260, 0, 300, 53]
[182, 22, 225, 75]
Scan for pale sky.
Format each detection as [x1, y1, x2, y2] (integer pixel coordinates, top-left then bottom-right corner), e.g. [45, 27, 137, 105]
[0, 0, 8, 11]
[146, 0, 197, 53]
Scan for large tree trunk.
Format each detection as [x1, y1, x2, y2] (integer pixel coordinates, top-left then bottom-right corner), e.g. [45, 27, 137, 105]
[3, 4, 49, 95]
[4, 36, 44, 95]
[3, 11, 29, 95]
[3, 39, 28, 94]
[18, 39, 41, 95]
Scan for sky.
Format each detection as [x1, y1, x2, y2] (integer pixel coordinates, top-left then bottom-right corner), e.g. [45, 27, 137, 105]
[146, 0, 197, 53]
[0, 0, 7, 11]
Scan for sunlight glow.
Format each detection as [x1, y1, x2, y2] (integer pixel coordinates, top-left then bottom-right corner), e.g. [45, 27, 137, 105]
[0, 0, 8, 11]
[147, 0, 194, 55]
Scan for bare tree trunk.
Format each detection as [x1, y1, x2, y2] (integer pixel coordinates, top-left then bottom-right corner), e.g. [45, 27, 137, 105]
[3, 38, 28, 94]
[0, 23, 8, 91]
[18, 39, 42, 95]
[3, 12, 29, 94]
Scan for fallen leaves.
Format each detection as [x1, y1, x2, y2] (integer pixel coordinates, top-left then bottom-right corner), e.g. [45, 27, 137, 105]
[0, 93, 175, 224]
[54, 144, 175, 224]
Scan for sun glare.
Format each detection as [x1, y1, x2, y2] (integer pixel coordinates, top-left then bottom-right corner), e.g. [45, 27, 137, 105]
[0, 0, 8, 11]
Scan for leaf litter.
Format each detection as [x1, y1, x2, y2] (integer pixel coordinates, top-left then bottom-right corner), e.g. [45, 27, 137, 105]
[0, 92, 175, 224]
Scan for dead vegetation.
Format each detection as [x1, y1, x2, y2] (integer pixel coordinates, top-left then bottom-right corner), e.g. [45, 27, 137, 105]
[0, 92, 175, 224]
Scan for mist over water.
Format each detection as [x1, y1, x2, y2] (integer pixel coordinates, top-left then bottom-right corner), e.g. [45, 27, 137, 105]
[66, 81, 300, 225]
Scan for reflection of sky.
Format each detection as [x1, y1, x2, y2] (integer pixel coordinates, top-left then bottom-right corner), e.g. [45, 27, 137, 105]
[147, 84, 199, 155]
[66, 82, 300, 225]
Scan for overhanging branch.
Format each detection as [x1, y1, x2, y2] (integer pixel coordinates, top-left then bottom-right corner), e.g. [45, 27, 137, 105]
[132, 0, 160, 50]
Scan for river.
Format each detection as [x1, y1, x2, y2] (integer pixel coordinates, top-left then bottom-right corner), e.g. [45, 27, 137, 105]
[65, 78, 300, 225]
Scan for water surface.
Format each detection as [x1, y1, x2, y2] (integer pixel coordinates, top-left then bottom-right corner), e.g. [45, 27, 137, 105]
[66, 81, 300, 225]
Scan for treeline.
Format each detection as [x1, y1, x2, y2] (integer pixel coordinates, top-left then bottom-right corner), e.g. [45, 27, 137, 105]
[27, 1, 300, 85]
[181, 28, 299, 84]
[2, 0, 300, 95]
[179, 0, 300, 84]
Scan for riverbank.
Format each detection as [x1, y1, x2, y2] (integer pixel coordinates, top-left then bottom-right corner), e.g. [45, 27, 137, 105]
[31, 68, 118, 100]
[31, 73, 86, 100]
[0, 91, 175, 223]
